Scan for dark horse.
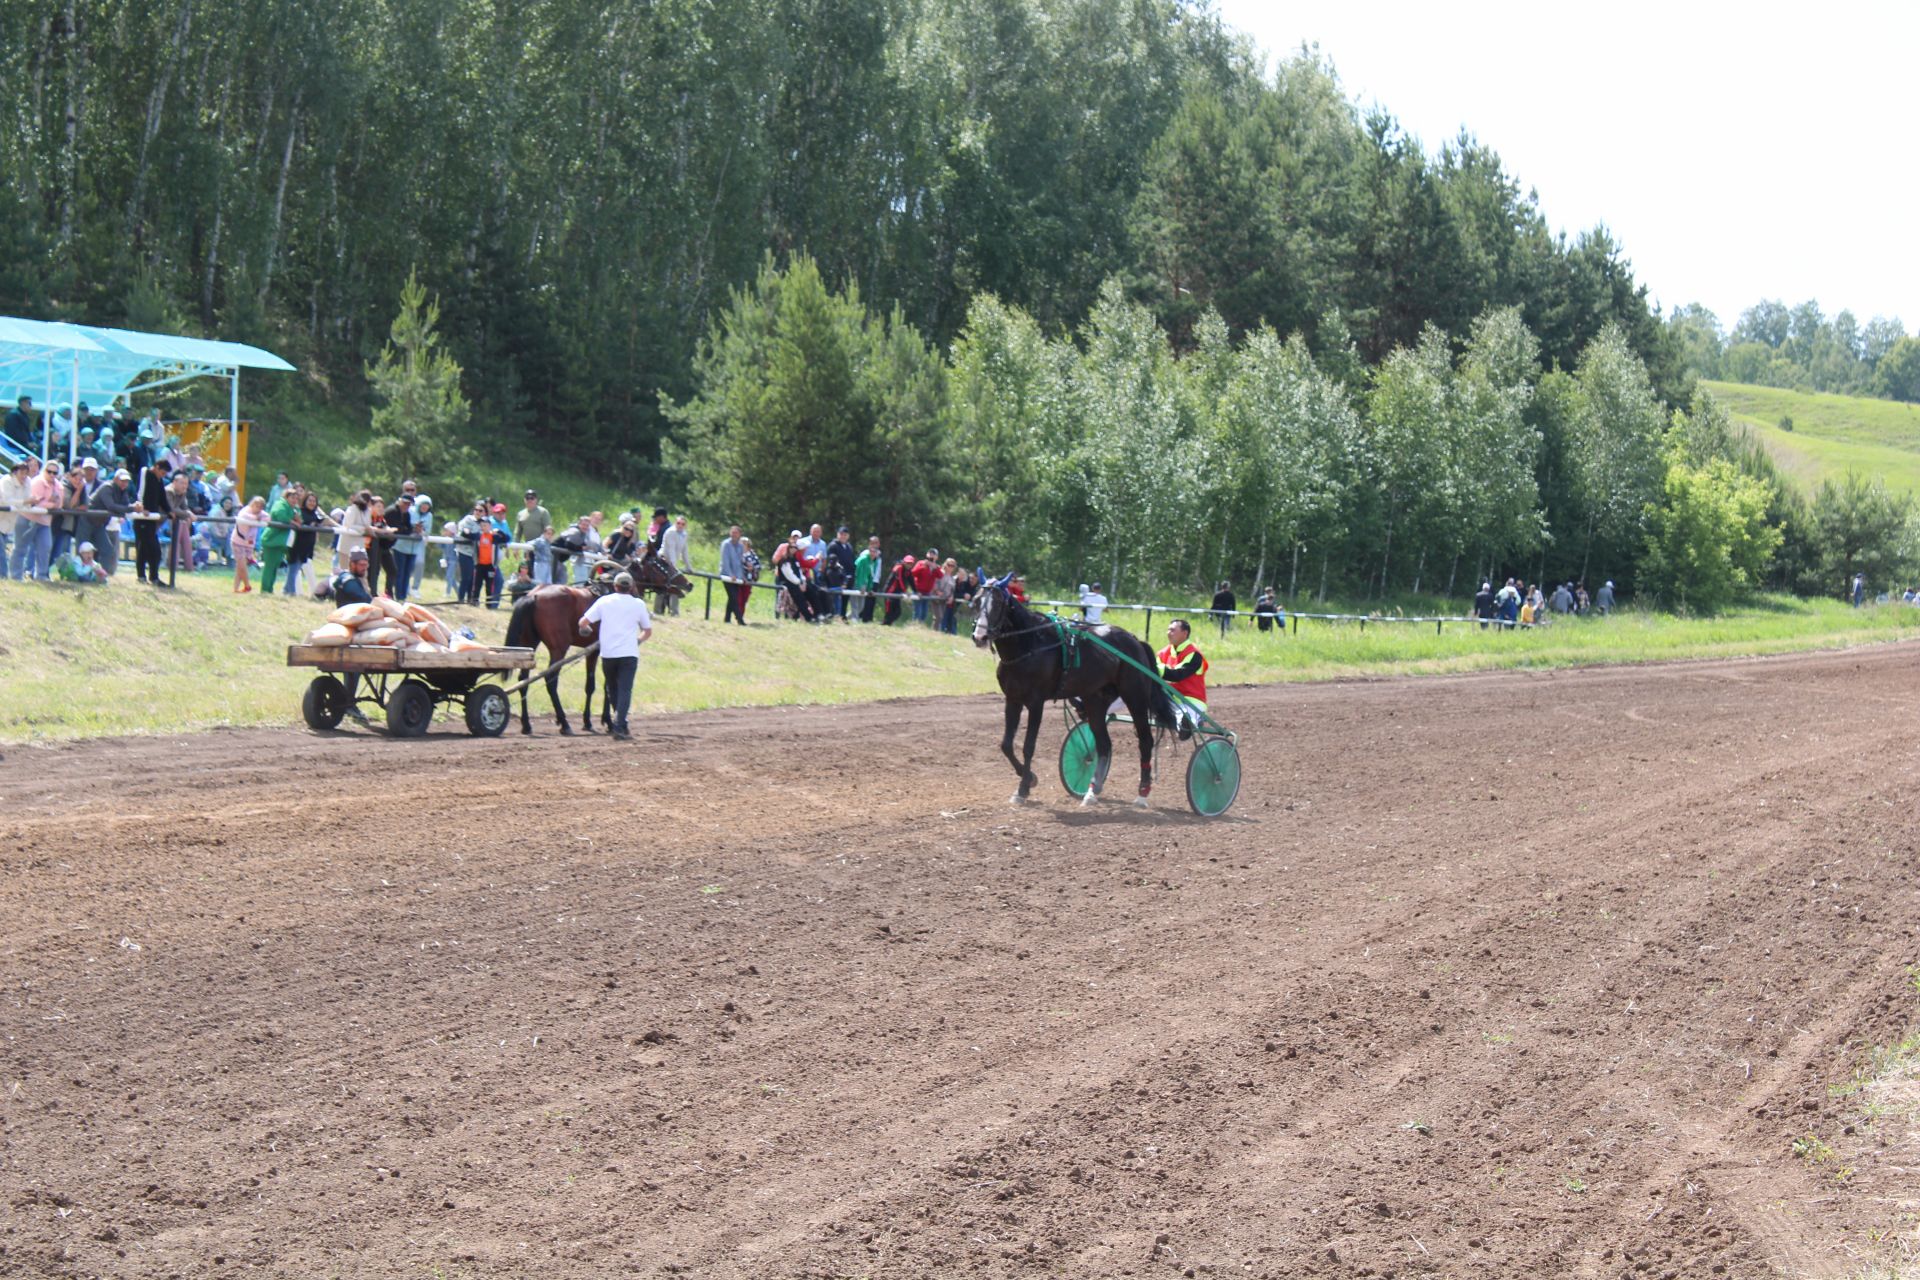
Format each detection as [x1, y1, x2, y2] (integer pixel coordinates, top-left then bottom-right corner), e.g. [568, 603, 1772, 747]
[503, 549, 691, 735]
[972, 573, 1177, 807]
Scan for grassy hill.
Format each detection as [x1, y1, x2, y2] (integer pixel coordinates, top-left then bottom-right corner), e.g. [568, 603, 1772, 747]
[1701, 381, 1920, 497]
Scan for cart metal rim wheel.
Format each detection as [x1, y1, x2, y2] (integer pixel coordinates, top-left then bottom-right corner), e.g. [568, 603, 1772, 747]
[1059, 722, 1098, 797]
[387, 679, 435, 738]
[465, 685, 510, 737]
[1185, 737, 1241, 817]
[302, 675, 348, 731]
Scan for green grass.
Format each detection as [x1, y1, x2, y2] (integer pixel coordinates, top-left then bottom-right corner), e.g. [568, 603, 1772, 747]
[1701, 381, 1920, 497]
[1205, 594, 1920, 683]
[2, 572, 1917, 742]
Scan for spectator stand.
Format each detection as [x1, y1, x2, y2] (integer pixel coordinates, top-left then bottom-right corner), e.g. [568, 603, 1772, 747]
[0, 314, 293, 485]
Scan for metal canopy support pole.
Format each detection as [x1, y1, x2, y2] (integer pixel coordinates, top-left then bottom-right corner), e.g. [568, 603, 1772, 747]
[229, 367, 239, 489]
[42, 364, 52, 462]
[68, 354, 80, 469]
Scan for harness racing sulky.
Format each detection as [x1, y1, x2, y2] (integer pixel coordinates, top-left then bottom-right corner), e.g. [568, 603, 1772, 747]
[971, 572, 1242, 816]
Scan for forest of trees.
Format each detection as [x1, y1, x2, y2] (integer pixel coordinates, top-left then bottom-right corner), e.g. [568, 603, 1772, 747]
[669, 256, 1915, 606]
[2, 0, 1683, 472]
[1668, 300, 1919, 402]
[3, 0, 1912, 605]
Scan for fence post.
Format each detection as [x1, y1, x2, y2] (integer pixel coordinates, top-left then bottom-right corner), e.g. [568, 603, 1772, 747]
[1360, 618, 1366, 632]
[1292, 612, 1299, 635]
[703, 576, 713, 621]
[1144, 607, 1153, 635]
[1436, 618, 1442, 636]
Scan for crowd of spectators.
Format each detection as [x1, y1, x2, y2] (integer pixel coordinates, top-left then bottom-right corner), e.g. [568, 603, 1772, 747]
[1470, 577, 1614, 628]
[715, 521, 987, 631]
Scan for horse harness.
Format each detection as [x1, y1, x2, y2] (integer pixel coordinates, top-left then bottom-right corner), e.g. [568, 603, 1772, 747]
[981, 584, 1088, 694]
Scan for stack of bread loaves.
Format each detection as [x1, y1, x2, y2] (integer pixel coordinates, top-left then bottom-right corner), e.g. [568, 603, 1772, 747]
[303, 599, 489, 653]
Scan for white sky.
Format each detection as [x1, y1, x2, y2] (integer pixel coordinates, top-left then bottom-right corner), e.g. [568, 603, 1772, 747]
[1211, 0, 1917, 332]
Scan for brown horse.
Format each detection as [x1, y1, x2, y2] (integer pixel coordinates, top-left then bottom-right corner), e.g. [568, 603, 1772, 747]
[503, 549, 691, 735]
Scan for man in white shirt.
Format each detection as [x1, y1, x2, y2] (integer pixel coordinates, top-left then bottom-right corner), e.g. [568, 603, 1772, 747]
[657, 515, 692, 616]
[580, 572, 654, 741]
[1078, 582, 1108, 623]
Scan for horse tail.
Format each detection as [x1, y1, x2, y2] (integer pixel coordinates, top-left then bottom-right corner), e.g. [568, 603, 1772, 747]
[505, 591, 537, 652]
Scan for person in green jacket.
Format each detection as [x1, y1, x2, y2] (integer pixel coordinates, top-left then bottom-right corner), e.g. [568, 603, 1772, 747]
[852, 535, 884, 623]
[258, 485, 296, 594]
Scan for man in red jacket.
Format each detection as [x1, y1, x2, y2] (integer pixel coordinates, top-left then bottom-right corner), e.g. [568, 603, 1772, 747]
[910, 548, 939, 623]
[1157, 618, 1209, 740]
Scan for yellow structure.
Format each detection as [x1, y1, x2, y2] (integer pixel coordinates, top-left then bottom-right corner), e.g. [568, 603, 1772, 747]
[172, 418, 253, 492]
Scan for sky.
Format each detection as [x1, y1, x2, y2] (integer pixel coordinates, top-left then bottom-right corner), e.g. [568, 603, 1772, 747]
[1211, 0, 1918, 332]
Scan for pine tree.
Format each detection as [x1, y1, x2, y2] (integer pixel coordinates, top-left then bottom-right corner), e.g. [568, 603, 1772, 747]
[343, 270, 472, 488]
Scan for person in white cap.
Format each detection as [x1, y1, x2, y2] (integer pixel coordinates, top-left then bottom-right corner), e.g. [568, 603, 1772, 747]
[82, 460, 127, 572]
[66, 541, 109, 584]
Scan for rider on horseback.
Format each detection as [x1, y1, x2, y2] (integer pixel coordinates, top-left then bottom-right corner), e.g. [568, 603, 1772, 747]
[1157, 619, 1209, 741]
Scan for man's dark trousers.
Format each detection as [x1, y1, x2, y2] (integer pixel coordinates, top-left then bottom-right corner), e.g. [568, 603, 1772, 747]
[134, 521, 162, 582]
[602, 656, 638, 734]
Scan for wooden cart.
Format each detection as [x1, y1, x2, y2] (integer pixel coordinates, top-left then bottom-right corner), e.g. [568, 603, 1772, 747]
[287, 644, 538, 737]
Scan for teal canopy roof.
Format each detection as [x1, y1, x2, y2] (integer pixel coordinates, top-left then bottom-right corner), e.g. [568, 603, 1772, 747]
[0, 315, 294, 408]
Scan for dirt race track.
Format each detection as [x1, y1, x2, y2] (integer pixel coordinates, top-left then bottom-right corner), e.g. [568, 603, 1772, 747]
[4, 644, 1920, 1279]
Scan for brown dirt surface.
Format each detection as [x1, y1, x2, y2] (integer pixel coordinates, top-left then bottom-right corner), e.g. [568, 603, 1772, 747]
[3, 644, 1919, 1279]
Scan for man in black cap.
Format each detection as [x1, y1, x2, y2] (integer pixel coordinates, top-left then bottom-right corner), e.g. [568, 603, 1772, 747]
[515, 488, 551, 547]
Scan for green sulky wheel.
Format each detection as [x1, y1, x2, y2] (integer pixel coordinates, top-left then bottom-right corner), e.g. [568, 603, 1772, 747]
[1059, 722, 1099, 797]
[1185, 737, 1241, 817]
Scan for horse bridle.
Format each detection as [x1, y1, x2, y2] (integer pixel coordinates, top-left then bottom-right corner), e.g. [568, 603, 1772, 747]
[976, 582, 1072, 655]
[627, 548, 692, 597]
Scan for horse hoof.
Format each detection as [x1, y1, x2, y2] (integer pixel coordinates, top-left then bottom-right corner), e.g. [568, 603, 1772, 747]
[559, 725, 574, 736]
[1080, 790, 1099, 808]
[1132, 796, 1150, 810]
[519, 726, 532, 736]
[1009, 793, 1029, 806]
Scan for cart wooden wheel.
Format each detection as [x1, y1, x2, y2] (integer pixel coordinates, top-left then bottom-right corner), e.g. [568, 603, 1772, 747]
[386, 679, 435, 737]
[301, 675, 348, 731]
[1185, 737, 1241, 818]
[1059, 721, 1099, 797]
[465, 684, 510, 737]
